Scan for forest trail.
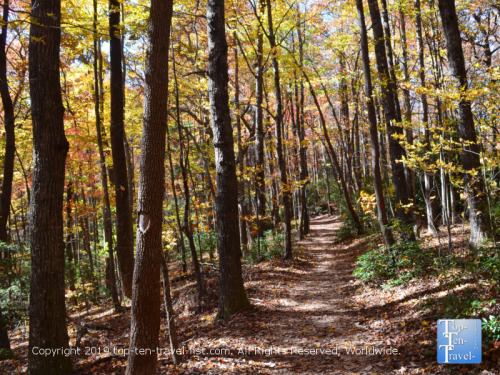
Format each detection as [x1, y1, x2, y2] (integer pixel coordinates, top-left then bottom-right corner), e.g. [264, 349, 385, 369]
[182, 214, 403, 374]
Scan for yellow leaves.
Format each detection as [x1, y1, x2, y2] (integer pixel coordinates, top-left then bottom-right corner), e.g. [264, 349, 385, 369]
[357, 190, 377, 219]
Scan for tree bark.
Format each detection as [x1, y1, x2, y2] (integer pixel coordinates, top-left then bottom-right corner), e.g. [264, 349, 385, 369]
[367, 0, 416, 238]
[265, 0, 293, 259]
[0, 0, 15, 358]
[125, 0, 173, 373]
[297, 17, 309, 237]
[415, 0, 438, 235]
[207, 0, 251, 318]
[437, 0, 491, 246]
[109, 0, 134, 298]
[93, 2, 120, 308]
[356, 0, 394, 249]
[28, 0, 71, 371]
[0, 0, 14, 245]
[255, 1, 266, 239]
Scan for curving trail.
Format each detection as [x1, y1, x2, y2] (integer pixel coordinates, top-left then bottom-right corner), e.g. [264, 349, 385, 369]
[182, 215, 404, 374]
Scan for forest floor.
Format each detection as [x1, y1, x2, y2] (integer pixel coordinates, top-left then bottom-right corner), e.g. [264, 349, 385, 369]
[2, 214, 499, 374]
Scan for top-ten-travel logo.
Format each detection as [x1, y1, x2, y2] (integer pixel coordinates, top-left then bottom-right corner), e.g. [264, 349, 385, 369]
[437, 319, 481, 364]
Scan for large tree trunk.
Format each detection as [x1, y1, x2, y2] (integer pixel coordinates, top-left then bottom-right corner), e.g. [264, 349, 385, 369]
[27, 0, 71, 372]
[265, 0, 293, 259]
[356, 0, 394, 249]
[207, 0, 251, 319]
[109, 0, 134, 298]
[125, 0, 173, 373]
[367, 0, 416, 239]
[437, 0, 491, 246]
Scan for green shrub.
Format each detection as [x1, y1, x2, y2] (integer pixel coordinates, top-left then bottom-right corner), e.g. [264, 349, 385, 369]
[482, 315, 500, 344]
[246, 229, 285, 263]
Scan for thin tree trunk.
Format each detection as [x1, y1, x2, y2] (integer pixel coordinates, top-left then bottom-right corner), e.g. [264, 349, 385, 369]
[207, 0, 251, 318]
[109, 0, 134, 298]
[160, 253, 181, 364]
[125, 0, 173, 373]
[0, 0, 15, 246]
[265, 0, 293, 259]
[234, 45, 249, 255]
[27, 0, 71, 371]
[415, 0, 439, 235]
[255, 1, 266, 239]
[172, 56, 206, 302]
[297, 17, 309, 237]
[93, 1, 120, 308]
[356, 0, 394, 249]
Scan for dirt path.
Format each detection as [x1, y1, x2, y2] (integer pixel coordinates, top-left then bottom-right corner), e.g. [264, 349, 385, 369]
[179, 215, 402, 374]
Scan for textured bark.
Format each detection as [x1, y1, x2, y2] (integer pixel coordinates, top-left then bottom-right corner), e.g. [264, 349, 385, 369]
[265, 0, 293, 259]
[125, 0, 173, 373]
[367, 0, 416, 237]
[109, 0, 134, 298]
[356, 0, 394, 249]
[437, 0, 491, 246]
[28, 0, 71, 372]
[207, 0, 251, 318]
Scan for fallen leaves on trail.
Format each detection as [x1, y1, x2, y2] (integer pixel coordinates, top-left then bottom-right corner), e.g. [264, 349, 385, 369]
[1, 215, 498, 374]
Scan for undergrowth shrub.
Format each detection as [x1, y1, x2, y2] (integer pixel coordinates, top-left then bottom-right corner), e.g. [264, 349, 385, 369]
[246, 229, 285, 263]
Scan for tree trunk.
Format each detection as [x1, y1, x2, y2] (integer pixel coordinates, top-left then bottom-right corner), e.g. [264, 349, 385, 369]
[0, 0, 15, 246]
[93, 2, 120, 308]
[367, 0, 416, 239]
[356, 0, 395, 249]
[265, 0, 293, 259]
[415, 0, 438, 235]
[172, 58, 206, 301]
[109, 0, 134, 298]
[28, 0, 71, 371]
[255, 1, 266, 239]
[125, 0, 173, 373]
[160, 253, 181, 364]
[437, 0, 491, 246]
[234, 45, 249, 255]
[207, 0, 251, 318]
[297, 17, 309, 237]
